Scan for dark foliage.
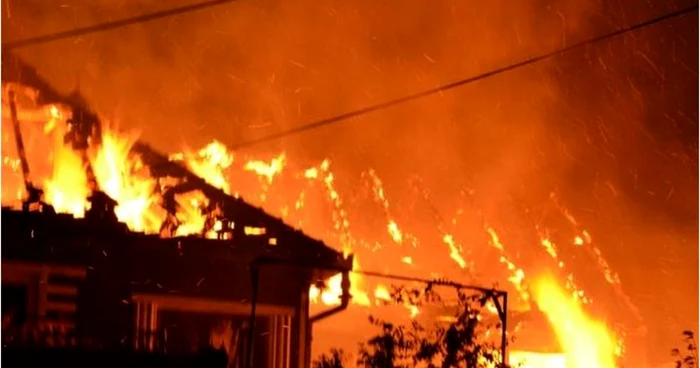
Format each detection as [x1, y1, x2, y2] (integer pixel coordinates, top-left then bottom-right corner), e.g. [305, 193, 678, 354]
[314, 283, 511, 368]
[313, 349, 350, 368]
[671, 330, 697, 368]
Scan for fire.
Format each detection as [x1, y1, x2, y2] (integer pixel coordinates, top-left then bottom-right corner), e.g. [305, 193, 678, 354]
[532, 273, 619, 368]
[44, 142, 89, 218]
[244, 226, 266, 236]
[41, 105, 88, 217]
[2, 155, 24, 201]
[486, 226, 531, 304]
[365, 170, 405, 246]
[179, 140, 234, 193]
[442, 233, 468, 269]
[244, 153, 286, 184]
[89, 130, 163, 233]
[172, 190, 210, 237]
[1, 85, 633, 366]
[373, 285, 391, 302]
[387, 220, 403, 244]
[309, 258, 371, 307]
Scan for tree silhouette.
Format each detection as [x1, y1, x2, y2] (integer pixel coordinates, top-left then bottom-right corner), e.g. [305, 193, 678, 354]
[671, 330, 697, 368]
[314, 283, 511, 368]
[313, 349, 350, 368]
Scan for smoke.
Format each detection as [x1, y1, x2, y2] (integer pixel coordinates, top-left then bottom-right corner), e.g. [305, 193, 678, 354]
[3, 0, 697, 365]
[2, 0, 599, 150]
[541, 7, 698, 360]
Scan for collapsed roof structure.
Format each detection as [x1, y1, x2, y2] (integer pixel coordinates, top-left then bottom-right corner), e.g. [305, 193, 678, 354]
[1, 52, 354, 368]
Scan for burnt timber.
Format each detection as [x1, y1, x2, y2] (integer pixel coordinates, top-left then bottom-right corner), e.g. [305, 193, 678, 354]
[1, 53, 354, 368]
[1, 52, 322, 240]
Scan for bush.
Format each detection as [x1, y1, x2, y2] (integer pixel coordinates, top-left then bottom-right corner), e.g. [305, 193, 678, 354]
[314, 283, 511, 368]
[672, 330, 697, 368]
[313, 349, 350, 368]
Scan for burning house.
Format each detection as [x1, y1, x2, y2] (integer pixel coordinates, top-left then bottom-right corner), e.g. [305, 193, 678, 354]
[1, 208, 353, 367]
[2, 17, 668, 363]
[1, 53, 354, 368]
[0, 50, 626, 368]
[1, 207, 353, 368]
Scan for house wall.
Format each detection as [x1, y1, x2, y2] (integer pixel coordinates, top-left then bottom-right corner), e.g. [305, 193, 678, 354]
[2, 254, 314, 368]
[0, 210, 350, 367]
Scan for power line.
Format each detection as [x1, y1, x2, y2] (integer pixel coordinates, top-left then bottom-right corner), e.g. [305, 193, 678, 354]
[228, 4, 698, 151]
[3, 0, 237, 50]
[353, 269, 505, 295]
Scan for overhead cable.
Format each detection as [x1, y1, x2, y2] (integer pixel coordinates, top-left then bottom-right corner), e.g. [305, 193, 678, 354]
[228, 4, 698, 150]
[3, 0, 237, 50]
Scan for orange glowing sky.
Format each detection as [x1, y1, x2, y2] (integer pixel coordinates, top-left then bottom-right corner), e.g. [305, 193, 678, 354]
[1, 0, 697, 366]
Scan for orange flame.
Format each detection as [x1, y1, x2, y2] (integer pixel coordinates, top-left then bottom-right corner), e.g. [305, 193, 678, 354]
[532, 273, 619, 368]
[0, 87, 631, 366]
[172, 190, 210, 237]
[89, 130, 164, 233]
[178, 140, 234, 193]
[44, 142, 89, 218]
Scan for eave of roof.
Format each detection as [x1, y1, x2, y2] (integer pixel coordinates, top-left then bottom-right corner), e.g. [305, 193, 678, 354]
[1, 208, 352, 274]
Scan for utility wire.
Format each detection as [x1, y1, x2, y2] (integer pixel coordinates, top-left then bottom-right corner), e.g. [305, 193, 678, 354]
[353, 269, 504, 295]
[2, 0, 237, 50]
[228, 4, 698, 151]
[4, 2, 695, 147]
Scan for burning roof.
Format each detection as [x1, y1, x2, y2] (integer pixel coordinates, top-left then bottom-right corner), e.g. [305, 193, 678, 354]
[0, 52, 640, 368]
[1, 51, 352, 276]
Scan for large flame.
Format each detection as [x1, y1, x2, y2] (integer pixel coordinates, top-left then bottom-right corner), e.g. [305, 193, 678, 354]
[1, 87, 631, 367]
[44, 142, 89, 218]
[532, 273, 619, 368]
[89, 130, 164, 232]
[174, 140, 234, 193]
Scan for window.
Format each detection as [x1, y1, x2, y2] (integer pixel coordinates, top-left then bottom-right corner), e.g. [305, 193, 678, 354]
[159, 311, 262, 367]
[2, 284, 28, 329]
[1, 262, 85, 347]
[132, 293, 292, 368]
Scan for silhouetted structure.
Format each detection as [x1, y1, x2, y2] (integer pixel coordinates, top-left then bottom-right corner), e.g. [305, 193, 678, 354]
[1, 52, 354, 368]
[1, 207, 351, 368]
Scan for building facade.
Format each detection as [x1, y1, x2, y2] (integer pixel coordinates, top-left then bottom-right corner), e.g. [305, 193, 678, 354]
[2, 209, 352, 368]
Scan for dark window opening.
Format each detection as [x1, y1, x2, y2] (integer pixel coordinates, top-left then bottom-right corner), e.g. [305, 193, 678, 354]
[158, 311, 269, 368]
[3, 284, 29, 345]
[2, 284, 28, 328]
